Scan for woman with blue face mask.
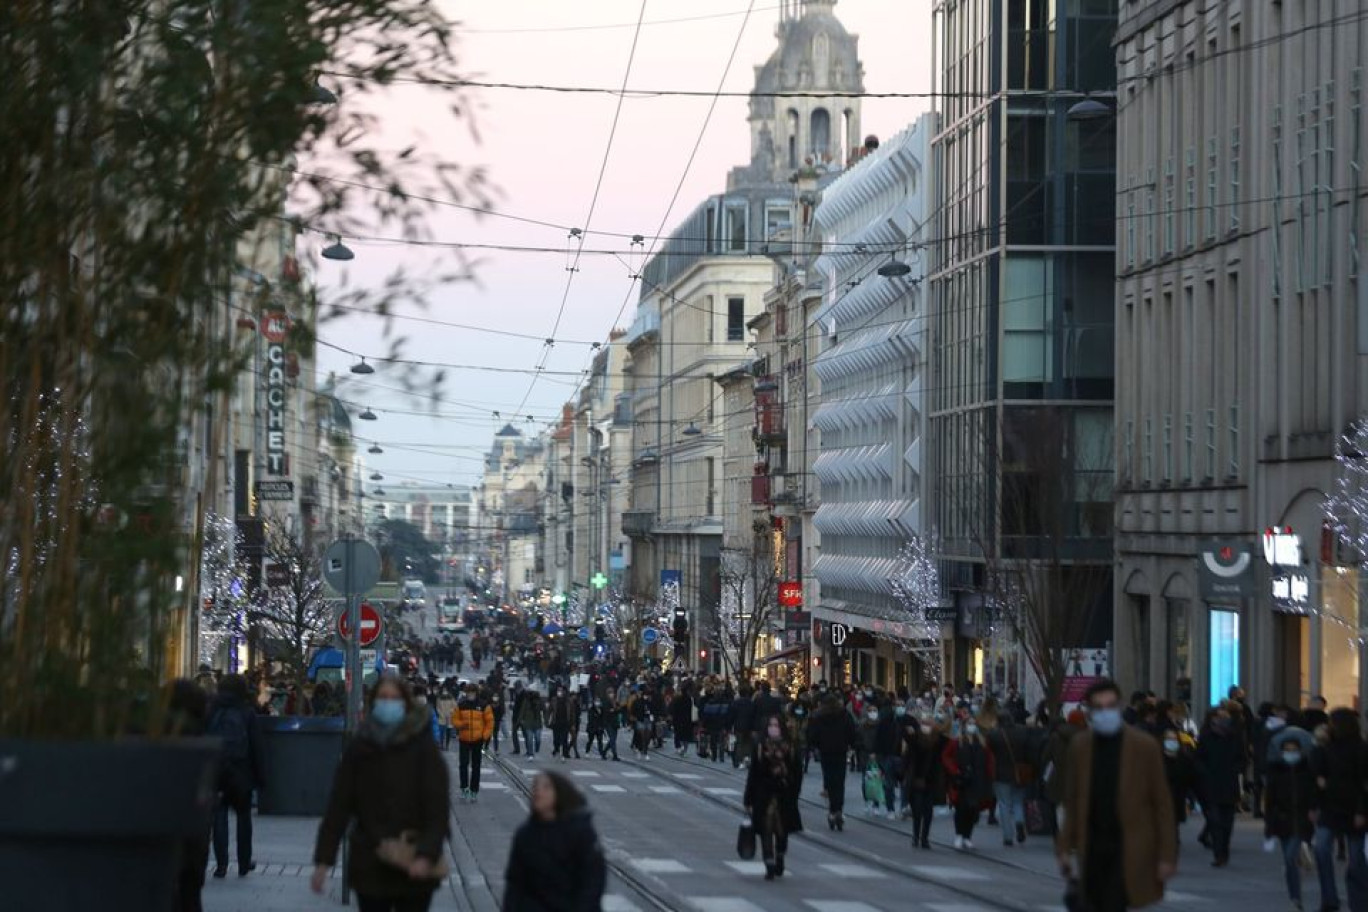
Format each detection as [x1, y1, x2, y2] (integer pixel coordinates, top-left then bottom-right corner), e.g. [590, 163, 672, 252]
[313, 675, 450, 911]
[1263, 738, 1318, 911]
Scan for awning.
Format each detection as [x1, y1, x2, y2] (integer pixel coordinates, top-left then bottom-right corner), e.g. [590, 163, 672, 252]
[759, 643, 810, 666]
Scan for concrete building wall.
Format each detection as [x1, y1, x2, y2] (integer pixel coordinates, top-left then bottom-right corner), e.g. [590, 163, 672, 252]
[1113, 0, 1368, 709]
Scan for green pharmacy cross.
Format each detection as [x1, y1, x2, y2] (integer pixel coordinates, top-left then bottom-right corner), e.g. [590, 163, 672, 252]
[590, 572, 608, 590]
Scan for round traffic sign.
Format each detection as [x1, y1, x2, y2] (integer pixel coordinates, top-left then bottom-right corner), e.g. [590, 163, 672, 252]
[338, 602, 383, 647]
[577, 626, 591, 641]
[323, 538, 382, 594]
[642, 627, 660, 646]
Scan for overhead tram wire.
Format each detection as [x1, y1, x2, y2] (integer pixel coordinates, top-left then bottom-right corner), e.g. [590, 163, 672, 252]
[510, 0, 650, 420]
[463, 4, 781, 35]
[566, 0, 760, 410]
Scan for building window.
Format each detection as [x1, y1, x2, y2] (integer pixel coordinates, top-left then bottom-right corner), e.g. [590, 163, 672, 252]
[1145, 168, 1156, 262]
[1183, 411, 1194, 481]
[1126, 192, 1137, 268]
[1163, 157, 1175, 256]
[1003, 256, 1051, 383]
[1205, 138, 1217, 240]
[705, 205, 717, 253]
[1228, 403, 1240, 478]
[1184, 148, 1196, 249]
[811, 107, 831, 159]
[1162, 414, 1173, 483]
[765, 204, 791, 239]
[1143, 417, 1153, 481]
[704, 295, 714, 342]
[1229, 126, 1241, 232]
[1123, 419, 1134, 482]
[727, 297, 745, 341]
[1205, 408, 1217, 479]
[725, 203, 747, 252]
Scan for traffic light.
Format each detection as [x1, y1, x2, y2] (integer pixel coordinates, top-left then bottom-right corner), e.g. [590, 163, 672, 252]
[698, 649, 708, 660]
[672, 606, 688, 641]
[594, 621, 605, 643]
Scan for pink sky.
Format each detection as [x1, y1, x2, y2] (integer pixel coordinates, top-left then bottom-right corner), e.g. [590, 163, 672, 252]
[315, 0, 933, 487]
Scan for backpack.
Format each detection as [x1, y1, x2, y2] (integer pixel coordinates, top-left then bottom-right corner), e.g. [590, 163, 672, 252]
[209, 705, 250, 765]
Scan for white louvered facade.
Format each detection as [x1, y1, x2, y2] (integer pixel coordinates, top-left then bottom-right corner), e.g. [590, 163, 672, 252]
[809, 116, 934, 627]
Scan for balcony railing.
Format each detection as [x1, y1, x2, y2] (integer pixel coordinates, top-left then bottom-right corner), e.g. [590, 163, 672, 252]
[754, 379, 784, 441]
[751, 463, 771, 505]
[622, 510, 655, 538]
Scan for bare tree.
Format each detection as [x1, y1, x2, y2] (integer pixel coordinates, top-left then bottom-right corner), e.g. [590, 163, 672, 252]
[713, 526, 782, 678]
[886, 535, 945, 684]
[946, 407, 1113, 715]
[250, 525, 333, 690]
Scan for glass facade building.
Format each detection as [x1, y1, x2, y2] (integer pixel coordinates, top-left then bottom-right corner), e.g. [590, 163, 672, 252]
[928, 0, 1118, 678]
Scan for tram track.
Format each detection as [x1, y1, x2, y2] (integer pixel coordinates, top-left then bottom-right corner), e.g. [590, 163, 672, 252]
[486, 749, 688, 912]
[618, 748, 1035, 912]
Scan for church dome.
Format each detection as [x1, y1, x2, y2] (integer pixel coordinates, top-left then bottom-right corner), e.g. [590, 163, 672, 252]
[755, 1, 863, 94]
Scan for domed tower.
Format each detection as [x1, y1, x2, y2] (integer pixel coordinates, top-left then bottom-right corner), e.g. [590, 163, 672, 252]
[745, 0, 865, 183]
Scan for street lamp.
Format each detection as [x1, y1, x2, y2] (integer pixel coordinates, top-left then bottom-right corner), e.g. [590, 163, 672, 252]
[350, 358, 375, 375]
[1067, 98, 1113, 121]
[681, 422, 702, 437]
[877, 256, 912, 278]
[322, 237, 355, 261]
[368, 444, 383, 454]
[357, 407, 377, 421]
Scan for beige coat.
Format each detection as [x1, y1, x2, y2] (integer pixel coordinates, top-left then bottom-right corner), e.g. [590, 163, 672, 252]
[1056, 726, 1177, 908]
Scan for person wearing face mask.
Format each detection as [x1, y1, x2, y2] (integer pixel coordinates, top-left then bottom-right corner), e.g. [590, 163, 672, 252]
[942, 713, 994, 849]
[313, 675, 450, 910]
[807, 693, 860, 831]
[1195, 705, 1243, 867]
[1263, 736, 1318, 912]
[1308, 708, 1368, 912]
[743, 716, 803, 880]
[785, 696, 813, 773]
[1159, 727, 1197, 848]
[1057, 680, 1176, 912]
[857, 699, 881, 790]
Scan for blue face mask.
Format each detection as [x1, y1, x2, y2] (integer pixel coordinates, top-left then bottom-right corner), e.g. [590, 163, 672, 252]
[372, 698, 405, 726]
[1283, 750, 1303, 766]
[1091, 707, 1123, 737]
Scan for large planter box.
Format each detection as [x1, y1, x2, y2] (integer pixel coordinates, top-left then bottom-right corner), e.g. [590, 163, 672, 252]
[256, 715, 345, 816]
[0, 738, 219, 912]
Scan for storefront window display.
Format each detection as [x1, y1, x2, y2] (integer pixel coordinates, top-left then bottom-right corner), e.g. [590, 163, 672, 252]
[1209, 608, 1240, 707]
[1320, 567, 1361, 710]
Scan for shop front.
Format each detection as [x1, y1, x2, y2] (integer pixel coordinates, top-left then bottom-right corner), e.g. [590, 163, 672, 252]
[810, 611, 941, 692]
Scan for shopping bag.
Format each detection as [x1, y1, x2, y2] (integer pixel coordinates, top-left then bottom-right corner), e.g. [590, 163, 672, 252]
[862, 761, 885, 806]
[1024, 796, 1053, 836]
[736, 818, 757, 860]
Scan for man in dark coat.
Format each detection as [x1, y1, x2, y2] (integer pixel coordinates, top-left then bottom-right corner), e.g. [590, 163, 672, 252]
[807, 694, 859, 828]
[207, 674, 266, 878]
[670, 685, 695, 756]
[1195, 704, 1244, 866]
[732, 686, 757, 768]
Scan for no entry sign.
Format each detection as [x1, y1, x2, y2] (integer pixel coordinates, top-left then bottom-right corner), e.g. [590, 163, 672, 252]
[338, 601, 382, 647]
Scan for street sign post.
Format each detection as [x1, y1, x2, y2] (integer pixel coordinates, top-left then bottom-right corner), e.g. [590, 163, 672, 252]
[337, 601, 382, 647]
[322, 535, 380, 908]
[577, 626, 590, 641]
[642, 627, 660, 646]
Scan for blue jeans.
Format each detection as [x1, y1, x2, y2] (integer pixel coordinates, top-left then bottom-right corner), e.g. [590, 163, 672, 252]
[1280, 837, 1304, 904]
[521, 726, 541, 755]
[878, 756, 900, 811]
[1314, 826, 1368, 909]
[993, 782, 1024, 843]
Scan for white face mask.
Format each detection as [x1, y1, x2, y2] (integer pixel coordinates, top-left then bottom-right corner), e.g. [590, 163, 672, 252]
[1163, 738, 1179, 754]
[965, 724, 979, 737]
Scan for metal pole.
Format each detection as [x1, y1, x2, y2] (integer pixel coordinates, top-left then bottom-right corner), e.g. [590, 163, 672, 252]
[341, 534, 359, 906]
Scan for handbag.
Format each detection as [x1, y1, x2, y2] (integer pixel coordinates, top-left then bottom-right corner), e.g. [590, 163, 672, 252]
[376, 831, 452, 880]
[1003, 732, 1034, 787]
[1024, 796, 1054, 836]
[736, 817, 757, 860]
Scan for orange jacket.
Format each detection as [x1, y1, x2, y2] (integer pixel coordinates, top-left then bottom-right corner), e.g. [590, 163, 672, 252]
[451, 700, 494, 744]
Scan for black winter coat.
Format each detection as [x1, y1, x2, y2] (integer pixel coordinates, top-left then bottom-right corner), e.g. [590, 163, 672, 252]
[502, 810, 607, 912]
[207, 693, 267, 792]
[670, 694, 694, 730]
[1195, 729, 1243, 805]
[1163, 748, 1198, 824]
[744, 739, 803, 836]
[732, 696, 757, 734]
[1264, 761, 1318, 841]
[753, 693, 784, 731]
[315, 707, 450, 899]
[1311, 737, 1368, 833]
[807, 704, 858, 757]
